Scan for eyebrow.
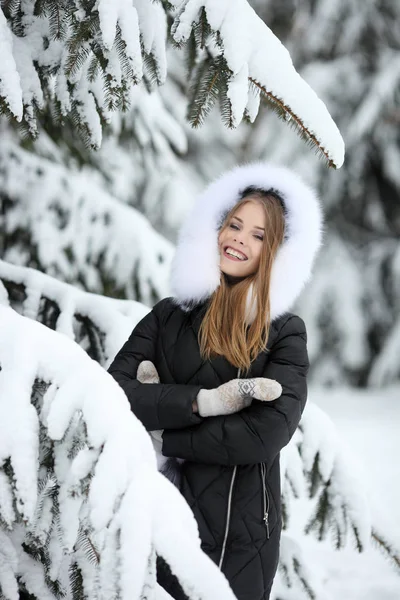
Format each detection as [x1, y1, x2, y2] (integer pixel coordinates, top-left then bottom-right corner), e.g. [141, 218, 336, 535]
[232, 215, 265, 231]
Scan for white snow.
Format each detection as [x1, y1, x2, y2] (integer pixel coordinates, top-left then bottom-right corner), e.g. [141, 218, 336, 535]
[172, 0, 345, 167]
[133, 0, 168, 84]
[11, 35, 44, 134]
[0, 137, 174, 307]
[0, 9, 23, 120]
[0, 530, 19, 600]
[1, 2, 399, 599]
[0, 305, 238, 599]
[0, 259, 149, 366]
[274, 385, 400, 600]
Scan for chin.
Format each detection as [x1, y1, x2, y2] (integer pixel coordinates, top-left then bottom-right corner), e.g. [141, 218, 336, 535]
[221, 265, 251, 279]
[220, 256, 253, 278]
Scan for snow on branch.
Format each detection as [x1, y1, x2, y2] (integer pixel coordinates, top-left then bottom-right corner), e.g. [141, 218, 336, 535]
[279, 399, 400, 595]
[0, 138, 173, 305]
[170, 0, 345, 168]
[0, 305, 237, 600]
[0, 259, 146, 367]
[297, 403, 370, 550]
[0, 7, 23, 120]
[1, 0, 344, 163]
[276, 401, 370, 597]
[0, 0, 167, 146]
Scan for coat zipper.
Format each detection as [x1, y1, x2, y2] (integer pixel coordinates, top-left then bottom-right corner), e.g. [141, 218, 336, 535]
[260, 462, 270, 539]
[219, 370, 272, 570]
[219, 367, 241, 570]
[218, 464, 237, 569]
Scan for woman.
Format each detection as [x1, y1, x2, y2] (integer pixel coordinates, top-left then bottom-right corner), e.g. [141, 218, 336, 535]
[108, 163, 322, 600]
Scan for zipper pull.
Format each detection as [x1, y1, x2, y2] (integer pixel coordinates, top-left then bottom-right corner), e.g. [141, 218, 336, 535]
[264, 511, 270, 538]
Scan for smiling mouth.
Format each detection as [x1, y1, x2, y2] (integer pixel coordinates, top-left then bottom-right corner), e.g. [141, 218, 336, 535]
[223, 246, 248, 261]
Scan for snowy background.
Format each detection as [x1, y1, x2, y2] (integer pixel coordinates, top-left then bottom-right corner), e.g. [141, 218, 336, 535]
[0, 0, 399, 599]
[304, 386, 400, 600]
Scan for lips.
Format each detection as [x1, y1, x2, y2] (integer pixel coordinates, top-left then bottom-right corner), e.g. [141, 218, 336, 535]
[223, 246, 248, 261]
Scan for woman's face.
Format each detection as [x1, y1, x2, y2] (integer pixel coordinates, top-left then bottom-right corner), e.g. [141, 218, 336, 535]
[218, 200, 265, 278]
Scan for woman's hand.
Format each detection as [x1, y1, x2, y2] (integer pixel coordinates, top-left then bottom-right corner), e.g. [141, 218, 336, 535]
[196, 377, 282, 417]
[136, 360, 160, 384]
[137, 360, 200, 414]
[136, 361, 282, 419]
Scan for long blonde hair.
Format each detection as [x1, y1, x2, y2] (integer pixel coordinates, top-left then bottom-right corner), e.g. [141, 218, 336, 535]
[199, 187, 286, 372]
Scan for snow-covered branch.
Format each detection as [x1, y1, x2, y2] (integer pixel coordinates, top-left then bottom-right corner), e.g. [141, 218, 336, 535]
[0, 0, 167, 146]
[0, 259, 146, 367]
[0, 305, 237, 600]
[170, 0, 344, 168]
[0, 138, 173, 305]
[1, 260, 398, 598]
[0, 0, 343, 165]
[278, 399, 400, 596]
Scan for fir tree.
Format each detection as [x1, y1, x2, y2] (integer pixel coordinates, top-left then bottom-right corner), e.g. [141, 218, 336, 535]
[0, 0, 343, 163]
[0, 262, 242, 600]
[1, 261, 399, 599]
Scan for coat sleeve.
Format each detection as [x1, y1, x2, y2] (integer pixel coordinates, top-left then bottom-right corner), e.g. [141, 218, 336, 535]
[108, 299, 203, 431]
[162, 315, 308, 468]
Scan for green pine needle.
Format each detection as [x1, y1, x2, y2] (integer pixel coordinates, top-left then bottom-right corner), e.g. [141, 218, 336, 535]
[307, 452, 323, 498]
[1, 0, 21, 19]
[184, 30, 198, 75]
[371, 528, 400, 572]
[187, 56, 223, 128]
[249, 77, 337, 169]
[46, 1, 70, 41]
[293, 557, 316, 599]
[143, 52, 162, 88]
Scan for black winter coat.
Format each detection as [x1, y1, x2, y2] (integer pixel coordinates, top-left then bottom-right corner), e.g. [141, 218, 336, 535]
[108, 297, 309, 600]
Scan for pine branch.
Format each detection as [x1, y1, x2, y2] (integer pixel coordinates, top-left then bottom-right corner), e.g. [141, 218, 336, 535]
[184, 30, 198, 75]
[278, 538, 316, 600]
[304, 486, 331, 541]
[31, 379, 50, 412]
[158, 0, 174, 12]
[292, 557, 316, 600]
[69, 98, 98, 150]
[35, 0, 70, 41]
[1, 0, 21, 19]
[87, 55, 100, 83]
[76, 527, 100, 565]
[33, 0, 47, 17]
[170, 3, 189, 49]
[197, 7, 211, 50]
[69, 562, 87, 600]
[249, 78, 337, 169]
[371, 528, 400, 573]
[187, 56, 222, 128]
[217, 63, 235, 129]
[143, 52, 162, 88]
[307, 453, 323, 498]
[65, 45, 91, 79]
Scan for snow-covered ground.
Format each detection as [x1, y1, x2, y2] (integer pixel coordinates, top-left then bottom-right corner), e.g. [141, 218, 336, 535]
[290, 385, 400, 600]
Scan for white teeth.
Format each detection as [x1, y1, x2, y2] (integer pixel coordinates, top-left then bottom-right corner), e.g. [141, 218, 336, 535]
[226, 247, 246, 260]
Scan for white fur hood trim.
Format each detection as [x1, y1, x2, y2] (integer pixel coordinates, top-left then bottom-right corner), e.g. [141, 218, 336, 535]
[170, 162, 323, 321]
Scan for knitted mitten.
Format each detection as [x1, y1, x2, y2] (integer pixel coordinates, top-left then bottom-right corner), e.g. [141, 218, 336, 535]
[196, 377, 282, 417]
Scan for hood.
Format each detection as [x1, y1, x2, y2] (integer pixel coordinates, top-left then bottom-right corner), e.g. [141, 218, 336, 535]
[170, 162, 323, 321]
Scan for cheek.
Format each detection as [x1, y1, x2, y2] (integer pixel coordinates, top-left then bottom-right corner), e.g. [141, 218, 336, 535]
[218, 230, 228, 247]
[252, 243, 263, 264]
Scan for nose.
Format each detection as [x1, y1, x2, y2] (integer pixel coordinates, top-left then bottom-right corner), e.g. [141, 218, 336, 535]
[233, 234, 245, 245]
